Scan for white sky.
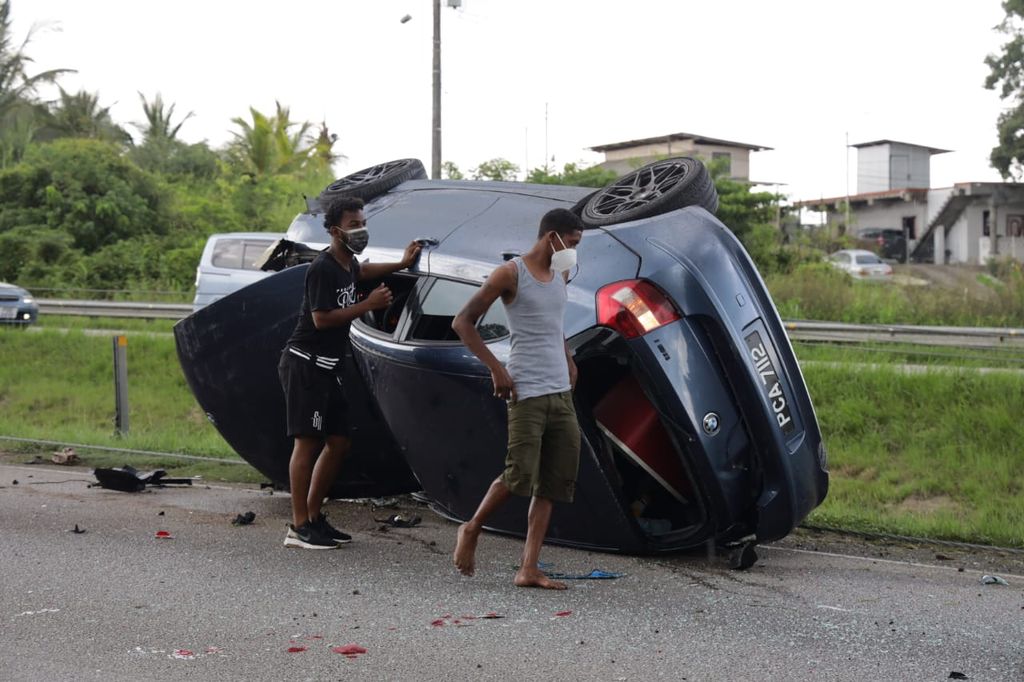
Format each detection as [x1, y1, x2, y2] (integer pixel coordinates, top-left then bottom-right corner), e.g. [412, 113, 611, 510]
[12, 0, 1013, 202]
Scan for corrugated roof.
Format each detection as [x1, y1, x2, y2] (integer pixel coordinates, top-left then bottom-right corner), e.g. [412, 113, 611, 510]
[793, 187, 929, 208]
[850, 139, 951, 154]
[590, 131, 771, 152]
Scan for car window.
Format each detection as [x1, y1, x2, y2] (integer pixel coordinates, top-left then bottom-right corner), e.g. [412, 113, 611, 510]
[242, 241, 275, 270]
[211, 239, 243, 269]
[855, 254, 882, 264]
[407, 278, 509, 343]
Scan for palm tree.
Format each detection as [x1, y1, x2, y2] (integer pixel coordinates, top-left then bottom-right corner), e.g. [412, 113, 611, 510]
[134, 91, 193, 144]
[0, 0, 73, 165]
[228, 101, 313, 176]
[41, 87, 131, 144]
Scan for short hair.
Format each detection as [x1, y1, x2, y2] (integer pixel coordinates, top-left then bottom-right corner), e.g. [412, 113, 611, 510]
[323, 196, 365, 230]
[537, 207, 584, 238]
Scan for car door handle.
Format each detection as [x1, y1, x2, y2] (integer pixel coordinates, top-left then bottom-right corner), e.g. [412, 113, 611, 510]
[415, 237, 439, 248]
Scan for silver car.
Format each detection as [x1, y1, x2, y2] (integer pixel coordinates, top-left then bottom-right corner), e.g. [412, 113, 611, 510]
[829, 249, 893, 281]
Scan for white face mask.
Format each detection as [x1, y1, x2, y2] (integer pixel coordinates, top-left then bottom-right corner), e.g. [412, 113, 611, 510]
[550, 233, 577, 273]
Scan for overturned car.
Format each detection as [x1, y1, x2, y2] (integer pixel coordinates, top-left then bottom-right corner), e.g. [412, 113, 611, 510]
[174, 157, 828, 556]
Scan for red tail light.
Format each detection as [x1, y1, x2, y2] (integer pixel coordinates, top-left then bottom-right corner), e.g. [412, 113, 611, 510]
[596, 280, 681, 339]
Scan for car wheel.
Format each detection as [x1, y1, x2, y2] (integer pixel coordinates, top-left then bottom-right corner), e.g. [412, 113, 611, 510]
[319, 158, 427, 203]
[580, 157, 719, 227]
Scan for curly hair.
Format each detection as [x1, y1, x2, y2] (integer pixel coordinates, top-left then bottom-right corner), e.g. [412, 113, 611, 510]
[323, 196, 365, 231]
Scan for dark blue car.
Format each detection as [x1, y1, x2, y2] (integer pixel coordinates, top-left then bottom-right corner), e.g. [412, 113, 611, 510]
[174, 158, 828, 558]
[0, 282, 38, 326]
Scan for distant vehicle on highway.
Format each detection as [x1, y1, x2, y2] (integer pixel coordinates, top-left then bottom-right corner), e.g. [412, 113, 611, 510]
[829, 249, 894, 281]
[192, 233, 283, 311]
[0, 282, 37, 326]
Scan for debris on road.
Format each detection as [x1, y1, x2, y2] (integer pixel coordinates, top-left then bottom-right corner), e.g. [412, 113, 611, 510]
[155, 530, 173, 540]
[171, 649, 195, 660]
[93, 466, 193, 492]
[231, 511, 256, 526]
[374, 514, 421, 529]
[554, 611, 573, 617]
[69, 524, 86, 534]
[286, 645, 308, 653]
[51, 447, 79, 465]
[544, 569, 624, 580]
[979, 575, 1009, 586]
[948, 672, 969, 680]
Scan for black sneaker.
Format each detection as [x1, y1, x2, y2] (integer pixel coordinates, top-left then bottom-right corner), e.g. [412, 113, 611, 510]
[283, 521, 338, 550]
[312, 513, 352, 545]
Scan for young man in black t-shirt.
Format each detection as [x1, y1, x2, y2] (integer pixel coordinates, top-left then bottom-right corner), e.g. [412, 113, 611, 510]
[278, 196, 421, 549]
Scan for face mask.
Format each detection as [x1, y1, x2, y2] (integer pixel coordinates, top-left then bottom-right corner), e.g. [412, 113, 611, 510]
[550, 233, 577, 273]
[342, 227, 369, 254]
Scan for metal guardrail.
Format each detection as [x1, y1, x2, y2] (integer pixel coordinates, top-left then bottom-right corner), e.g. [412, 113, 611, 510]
[34, 299, 1024, 349]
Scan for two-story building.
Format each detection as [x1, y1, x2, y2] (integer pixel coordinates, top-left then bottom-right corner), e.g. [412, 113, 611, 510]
[795, 140, 1024, 265]
[589, 131, 770, 181]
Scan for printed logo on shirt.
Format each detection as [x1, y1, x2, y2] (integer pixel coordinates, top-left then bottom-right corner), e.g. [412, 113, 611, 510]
[337, 283, 357, 308]
[312, 411, 323, 431]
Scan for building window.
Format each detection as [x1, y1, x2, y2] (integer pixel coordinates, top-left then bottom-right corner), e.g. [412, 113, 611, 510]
[1008, 214, 1024, 238]
[983, 210, 991, 237]
[711, 151, 731, 176]
[902, 216, 916, 240]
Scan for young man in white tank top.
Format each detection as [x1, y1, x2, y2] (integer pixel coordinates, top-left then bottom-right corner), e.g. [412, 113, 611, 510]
[451, 208, 583, 590]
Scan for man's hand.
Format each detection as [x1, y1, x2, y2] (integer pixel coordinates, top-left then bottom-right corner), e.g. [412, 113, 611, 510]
[401, 241, 422, 268]
[567, 356, 578, 390]
[491, 365, 517, 402]
[365, 283, 393, 310]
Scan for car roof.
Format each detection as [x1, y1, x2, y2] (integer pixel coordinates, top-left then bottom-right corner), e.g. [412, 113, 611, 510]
[832, 249, 879, 257]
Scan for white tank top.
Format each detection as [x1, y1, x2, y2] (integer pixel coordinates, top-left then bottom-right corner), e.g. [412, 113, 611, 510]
[504, 257, 570, 400]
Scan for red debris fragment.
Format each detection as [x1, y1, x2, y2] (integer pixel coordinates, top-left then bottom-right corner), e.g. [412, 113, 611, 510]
[481, 612, 504, 619]
[332, 644, 367, 659]
[555, 610, 573, 617]
[155, 530, 173, 539]
[308, 635, 324, 640]
[430, 619, 446, 627]
[287, 645, 308, 653]
[172, 649, 194, 660]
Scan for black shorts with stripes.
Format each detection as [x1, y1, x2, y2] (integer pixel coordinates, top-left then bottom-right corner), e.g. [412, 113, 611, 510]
[277, 350, 351, 438]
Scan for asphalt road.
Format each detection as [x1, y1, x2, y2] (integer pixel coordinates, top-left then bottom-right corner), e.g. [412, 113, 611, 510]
[1, 463, 1021, 681]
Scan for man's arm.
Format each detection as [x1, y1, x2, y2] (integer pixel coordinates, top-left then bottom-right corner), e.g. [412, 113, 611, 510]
[452, 263, 517, 401]
[358, 241, 421, 281]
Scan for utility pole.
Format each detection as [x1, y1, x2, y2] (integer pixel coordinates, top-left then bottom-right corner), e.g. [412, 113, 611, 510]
[844, 132, 851, 234]
[432, 0, 442, 179]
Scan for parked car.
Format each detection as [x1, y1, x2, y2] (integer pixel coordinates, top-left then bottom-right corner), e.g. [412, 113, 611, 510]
[829, 249, 894, 281]
[192, 233, 283, 311]
[0, 282, 38, 326]
[174, 157, 828, 559]
[856, 227, 907, 263]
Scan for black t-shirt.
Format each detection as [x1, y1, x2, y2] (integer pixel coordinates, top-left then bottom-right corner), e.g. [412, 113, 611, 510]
[285, 251, 361, 365]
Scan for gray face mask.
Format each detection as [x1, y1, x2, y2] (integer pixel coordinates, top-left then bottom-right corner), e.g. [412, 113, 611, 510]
[342, 228, 369, 254]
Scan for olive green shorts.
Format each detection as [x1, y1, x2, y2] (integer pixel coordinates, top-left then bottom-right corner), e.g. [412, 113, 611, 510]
[500, 391, 581, 503]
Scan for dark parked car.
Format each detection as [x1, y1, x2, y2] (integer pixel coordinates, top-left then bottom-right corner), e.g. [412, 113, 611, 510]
[0, 282, 38, 326]
[856, 228, 907, 263]
[174, 157, 828, 559]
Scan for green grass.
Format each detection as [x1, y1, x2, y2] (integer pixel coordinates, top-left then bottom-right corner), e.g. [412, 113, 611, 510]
[792, 340, 1024, 370]
[2, 326, 1022, 547]
[802, 364, 1024, 547]
[34, 314, 178, 334]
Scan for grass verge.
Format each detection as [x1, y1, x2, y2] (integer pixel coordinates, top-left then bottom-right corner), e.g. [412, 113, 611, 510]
[1, 326, 1021, 546]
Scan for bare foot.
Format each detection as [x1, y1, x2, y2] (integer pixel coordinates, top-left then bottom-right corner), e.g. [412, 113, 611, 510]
[513, 568, 568, 590]
[453, 522, 480, 576]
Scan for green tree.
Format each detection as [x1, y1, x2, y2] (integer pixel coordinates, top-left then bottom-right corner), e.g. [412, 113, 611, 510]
[472, 157, 519, 181]
[441, 160, 464, 180]
[0, 0, 72, 166]
[309, 120, 343, 172]
[39, 88, 132, 145]
[227, 102, 313, 177]
[525, 161, 616, 188]
[985, 0, 1024, 179]
[133, 92, 193, 144]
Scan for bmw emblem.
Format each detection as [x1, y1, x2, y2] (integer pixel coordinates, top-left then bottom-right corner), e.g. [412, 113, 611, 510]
[702, 412, 720, 436]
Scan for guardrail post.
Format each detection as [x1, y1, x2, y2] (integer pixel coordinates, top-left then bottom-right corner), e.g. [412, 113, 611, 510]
[113, 335, 129, 435]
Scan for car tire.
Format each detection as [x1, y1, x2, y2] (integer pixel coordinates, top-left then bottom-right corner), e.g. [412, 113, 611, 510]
[319, 158, 427, 203]
[580, 157, 719, 227]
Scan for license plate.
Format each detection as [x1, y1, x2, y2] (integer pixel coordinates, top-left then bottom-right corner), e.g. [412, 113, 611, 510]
[0, 307, 16, 319]
[745, 331, 795, 435]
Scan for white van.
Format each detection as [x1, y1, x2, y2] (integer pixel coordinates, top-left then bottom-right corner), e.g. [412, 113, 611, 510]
[192, 232, 284, 310]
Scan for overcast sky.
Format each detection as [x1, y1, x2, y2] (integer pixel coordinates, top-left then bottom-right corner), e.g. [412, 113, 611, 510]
[12, 0, 1012, 202]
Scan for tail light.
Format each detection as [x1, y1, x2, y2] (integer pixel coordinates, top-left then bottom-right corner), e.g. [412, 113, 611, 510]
[596, 279, 681, 339]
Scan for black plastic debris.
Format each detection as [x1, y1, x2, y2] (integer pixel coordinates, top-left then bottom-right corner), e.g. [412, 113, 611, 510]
[729, 541, 758, 570]
[948, 672, 968, 680]
[69, 524, 86, 534]
[11, 479, 18, 485]
[93, 465, 193, 492]
[374, 514, 421, 529]
[232, 511, 256, 526]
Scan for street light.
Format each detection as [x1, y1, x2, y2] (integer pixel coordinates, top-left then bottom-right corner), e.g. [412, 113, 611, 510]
[406, 0, 460, 179]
